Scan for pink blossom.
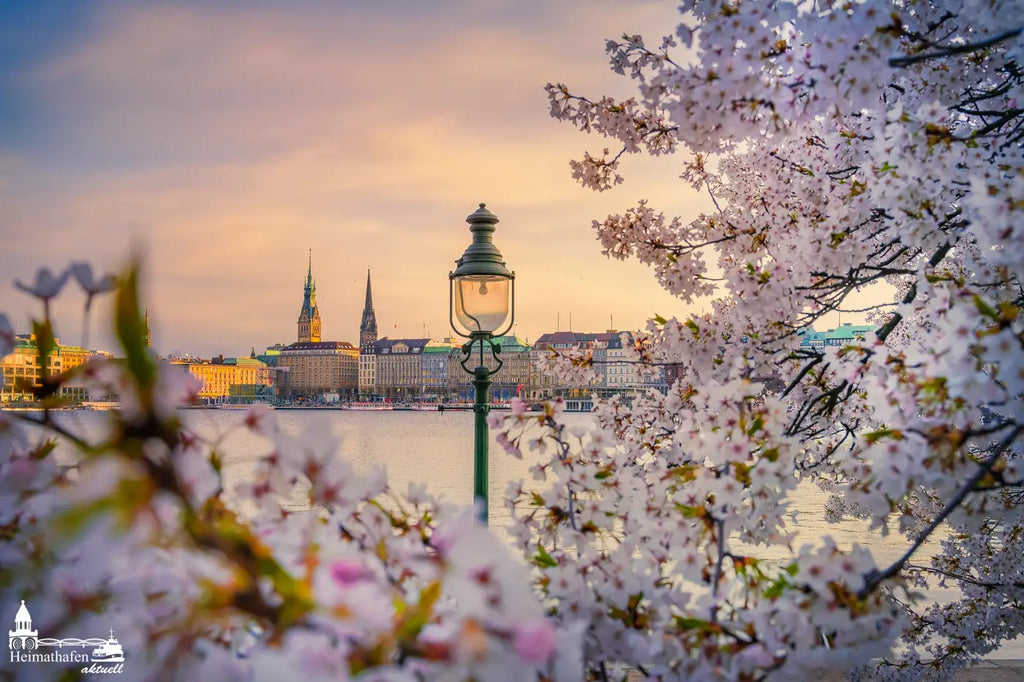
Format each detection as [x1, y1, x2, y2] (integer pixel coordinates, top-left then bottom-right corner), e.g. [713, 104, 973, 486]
[69, 262, 117, 296]
[244, 403, 277, 437]
[736, 643, 775, 668]
[512, 618, 556, 665]
[329, 559, 366, 587]
[14, 266, 68, 301]
[0, 313, 13, 358]
[510, 397, 529, 415]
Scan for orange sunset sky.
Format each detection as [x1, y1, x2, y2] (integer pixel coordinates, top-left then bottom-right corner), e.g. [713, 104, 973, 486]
[0, 1, 712, 358]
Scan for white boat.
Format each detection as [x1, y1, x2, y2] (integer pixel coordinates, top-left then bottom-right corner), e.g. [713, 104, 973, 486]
[219, 403, 276, 409]
[91, 634, 125, 662]
[342, 403, 394, 411]
[80, 401, 121, 411]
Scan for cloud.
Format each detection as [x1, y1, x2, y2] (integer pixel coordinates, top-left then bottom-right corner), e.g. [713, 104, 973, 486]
[0, 0, 707, 358]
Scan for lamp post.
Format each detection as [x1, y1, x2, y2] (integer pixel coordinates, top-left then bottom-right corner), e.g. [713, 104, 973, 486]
[449, 203, 515, 524]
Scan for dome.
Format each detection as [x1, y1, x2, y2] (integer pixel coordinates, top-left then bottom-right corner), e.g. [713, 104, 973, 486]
[15, 600, 30, 625]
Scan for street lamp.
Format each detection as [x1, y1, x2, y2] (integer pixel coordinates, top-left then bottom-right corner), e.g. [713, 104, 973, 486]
[450, 203, 515, 524]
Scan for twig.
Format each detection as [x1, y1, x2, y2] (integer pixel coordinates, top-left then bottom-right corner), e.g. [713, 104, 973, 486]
[858, 424, 1023, 598]
[889, 27, 1022, 67]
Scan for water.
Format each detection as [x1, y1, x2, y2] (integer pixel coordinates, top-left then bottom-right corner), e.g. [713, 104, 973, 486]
[30, 408, 1024, 658]
[183, 408, 537, 529]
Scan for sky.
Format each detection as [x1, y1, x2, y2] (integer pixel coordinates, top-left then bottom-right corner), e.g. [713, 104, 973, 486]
[0, 0, 712, 359]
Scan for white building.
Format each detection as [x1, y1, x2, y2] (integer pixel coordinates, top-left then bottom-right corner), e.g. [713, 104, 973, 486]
[8, 600, 38, 651]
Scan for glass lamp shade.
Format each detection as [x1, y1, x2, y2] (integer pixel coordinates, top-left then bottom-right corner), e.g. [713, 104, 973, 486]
[453, 274, 511, 334]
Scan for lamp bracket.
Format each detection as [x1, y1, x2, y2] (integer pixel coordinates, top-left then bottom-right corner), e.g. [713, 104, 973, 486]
[460, 335, 503, 376]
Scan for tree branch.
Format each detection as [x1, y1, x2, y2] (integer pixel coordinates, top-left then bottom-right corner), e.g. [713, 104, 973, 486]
[858, 424, 1023, 598]
[889, 27, 1023, 67]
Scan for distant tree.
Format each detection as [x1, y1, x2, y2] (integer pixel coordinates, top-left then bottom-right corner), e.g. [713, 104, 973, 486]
[496, 0, 1024, 679]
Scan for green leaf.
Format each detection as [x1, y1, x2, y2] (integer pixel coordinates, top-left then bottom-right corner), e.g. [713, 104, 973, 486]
[396, 580, 442, 640]
[764, 576, 789, 600]
[673, 616, 708, 631]
[675, 503, 703, 518]
[864, 428, 901, 444]
[114, 266, 157, 391]
[974, 295, 999, 319]
[533, 544, 557, 568]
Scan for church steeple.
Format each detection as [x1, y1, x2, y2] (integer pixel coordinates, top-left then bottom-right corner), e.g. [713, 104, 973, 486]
[359, 268, 378, 347]
[298, 250, 322, 343]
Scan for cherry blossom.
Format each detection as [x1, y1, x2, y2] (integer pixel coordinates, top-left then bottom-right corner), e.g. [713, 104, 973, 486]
[3, 1, 1023, 679]
[518, 0, 1024, 678]
[0, 313, 13, 362]
[13, 266, 69, 302]
[69, 261, 117, 296]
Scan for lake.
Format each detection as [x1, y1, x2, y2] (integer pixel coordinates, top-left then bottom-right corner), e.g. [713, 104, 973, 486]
[30, 407, 1024, 658]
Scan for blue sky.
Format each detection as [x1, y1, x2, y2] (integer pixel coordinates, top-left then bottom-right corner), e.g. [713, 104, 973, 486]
[0, 0, 707, 357]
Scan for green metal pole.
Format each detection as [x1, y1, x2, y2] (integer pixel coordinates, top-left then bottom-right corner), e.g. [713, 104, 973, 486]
[472, 340, 492, 524]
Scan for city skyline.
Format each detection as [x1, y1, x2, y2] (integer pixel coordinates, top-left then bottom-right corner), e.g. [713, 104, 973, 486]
[0, 1, 711, 359]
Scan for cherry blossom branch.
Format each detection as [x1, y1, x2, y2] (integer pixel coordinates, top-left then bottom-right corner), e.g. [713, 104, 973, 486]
[11, 410, 98, 454]
[905, 563, 1024, 590]
[876, 241, 954, 343]
[858, 424, 1023, 598]
[889, 27, 1023, 67]
[705, 179, 723, 213]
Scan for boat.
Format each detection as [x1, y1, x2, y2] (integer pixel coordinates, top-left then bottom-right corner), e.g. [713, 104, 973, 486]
[342, 402, 394, 411]
[219, 403, 275, 409]
[80, 401, 121, 411]
[91, 633, 125, 662]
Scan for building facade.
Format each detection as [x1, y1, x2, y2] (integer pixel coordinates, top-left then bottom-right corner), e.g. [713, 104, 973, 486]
[277, 341, 359, 399]
[527, 330, 669, 404]
[824, 322, 874, 346]
[374, 338, 429, 399]
[449, 335, 530, 402]
[173, 356, 273, 404]
[358, 339, 379, 398]
[0, 334, 104, 404]
[593, 331, 638, 397]
[527, 332, 599, 401]
[421, 343, 455, 399]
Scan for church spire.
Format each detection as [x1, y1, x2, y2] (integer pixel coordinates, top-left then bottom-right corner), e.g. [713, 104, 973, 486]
[298, 251, 322, 343]
[360, 268, 378, 347]
[364, 269, 373, 310]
